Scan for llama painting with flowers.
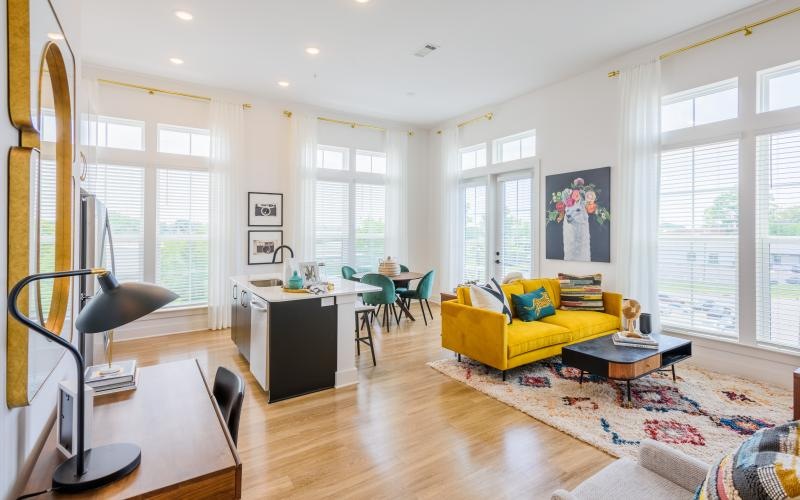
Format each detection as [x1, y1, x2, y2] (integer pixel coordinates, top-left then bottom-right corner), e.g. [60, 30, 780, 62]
[545, 167, 611, 262]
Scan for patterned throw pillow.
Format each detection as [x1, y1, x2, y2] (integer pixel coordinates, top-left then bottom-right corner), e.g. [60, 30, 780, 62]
[511, 288, 555, 322]
[558, 273, 604, 311]
[469, 278, 513, 324]
[696, 421, 800, 500]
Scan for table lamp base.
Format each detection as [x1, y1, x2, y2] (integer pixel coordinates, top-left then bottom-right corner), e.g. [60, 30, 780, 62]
[52, 443, 141, 492]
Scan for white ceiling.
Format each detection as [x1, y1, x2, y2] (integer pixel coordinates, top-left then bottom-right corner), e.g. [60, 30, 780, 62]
[81, 0, 764, 127]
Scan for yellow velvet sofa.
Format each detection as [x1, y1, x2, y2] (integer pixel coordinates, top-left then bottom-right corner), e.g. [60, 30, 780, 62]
[441, 278, 622, 379]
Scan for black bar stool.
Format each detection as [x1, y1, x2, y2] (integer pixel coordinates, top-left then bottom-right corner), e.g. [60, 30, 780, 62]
[354, 302, 377, 366]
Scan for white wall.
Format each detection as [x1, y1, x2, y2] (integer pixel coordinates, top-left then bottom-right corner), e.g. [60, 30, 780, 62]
[1, 2, 83, 498]
[80, 64, 429, 339]
[424, 0, 800, 387]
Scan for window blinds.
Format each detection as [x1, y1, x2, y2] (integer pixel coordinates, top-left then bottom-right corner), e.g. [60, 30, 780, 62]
[314, 180, 350, 273]
[156, 168, 209, 307]
[658, 139, 739, 338]
[501, 176, 533, 278]
[354, 183, 385, 271]
[756, 129, 800, 348]
[84, 163, 146, 283]
[462, 183, 487, 282]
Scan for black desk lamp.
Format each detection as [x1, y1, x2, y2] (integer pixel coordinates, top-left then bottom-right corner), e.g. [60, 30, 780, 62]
[8, 268, 177, 492]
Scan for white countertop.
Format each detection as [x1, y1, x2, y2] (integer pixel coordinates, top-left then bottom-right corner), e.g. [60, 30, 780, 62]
[231, 274, 380, 302]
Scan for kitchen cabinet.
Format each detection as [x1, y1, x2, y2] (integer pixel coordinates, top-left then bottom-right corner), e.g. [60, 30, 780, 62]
[231, 284, 251, 361]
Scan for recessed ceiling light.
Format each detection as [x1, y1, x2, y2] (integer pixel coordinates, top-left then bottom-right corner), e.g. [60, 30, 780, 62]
[355, 0, 370, 3]
[47, 32, 64, 40]
[174, 10, 193, 21]
[169, 57, 184, 65]
[278, 81, 290, 87]
[305, 47, 320, 55]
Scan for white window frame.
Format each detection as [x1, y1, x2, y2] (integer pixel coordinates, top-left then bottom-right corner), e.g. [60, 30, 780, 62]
[661, 78, 738, 132]
[456, 131, 539, 284]
[459, 143, 487, 170]
[757, 59, 800, 114]
[96, 115, 146, 151]
[492, 129, 536, 164]
[317, 144, 350, 171]
[84, 112, 210, 310]
[156, 123, 211, 157]
[314, 144, 387, 272]
[355, 149, 387, 174]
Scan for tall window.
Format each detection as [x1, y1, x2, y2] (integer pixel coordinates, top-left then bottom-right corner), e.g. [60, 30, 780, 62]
[314, 145, 386, 272]
[756, 129, 800, 347]
[156, 169, 209, 306]
[84, 163, 146, 283]
[658, 140, 739, 337]
[83, 113, 210, 309]
[462, 183, 487, 282]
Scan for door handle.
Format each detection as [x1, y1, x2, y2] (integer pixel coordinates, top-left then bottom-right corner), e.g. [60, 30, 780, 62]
[250, 300, 267, 312]
[240, 290, 248, 308]
[494, 259, 501, 264]
[232, 283, 238, 300]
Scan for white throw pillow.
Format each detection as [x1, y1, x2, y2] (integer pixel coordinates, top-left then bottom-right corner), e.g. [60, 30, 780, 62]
[469, 284, 504, 314]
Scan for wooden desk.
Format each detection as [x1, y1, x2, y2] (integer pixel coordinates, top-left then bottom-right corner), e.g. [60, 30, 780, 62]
[23, 359, 242, 499]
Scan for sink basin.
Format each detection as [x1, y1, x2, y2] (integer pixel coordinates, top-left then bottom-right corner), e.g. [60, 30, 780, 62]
[250, 279, 283, 288]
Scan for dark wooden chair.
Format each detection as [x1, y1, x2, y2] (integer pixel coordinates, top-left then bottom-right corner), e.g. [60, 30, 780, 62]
[212, 366, 245, 446]
[355, 302, 377, 366]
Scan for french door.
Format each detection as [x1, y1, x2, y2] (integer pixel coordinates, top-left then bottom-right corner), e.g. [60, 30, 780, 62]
[460, 170, 534, 283]
[496, 173, 534, 278]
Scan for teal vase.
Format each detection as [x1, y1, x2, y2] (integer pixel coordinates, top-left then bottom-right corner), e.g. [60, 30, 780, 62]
[287, 271, 303, 290]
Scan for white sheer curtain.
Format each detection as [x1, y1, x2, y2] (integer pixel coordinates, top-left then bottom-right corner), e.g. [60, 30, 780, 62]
[385, 129, 408, 264]
[289, 113, 318, 261]
[616, 60, 661, 329]
[439, 127, 461, 292]
[208, 100, 245, 330]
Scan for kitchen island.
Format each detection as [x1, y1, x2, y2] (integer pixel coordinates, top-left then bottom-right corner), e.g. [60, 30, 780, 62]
[229, 274, 380, 402]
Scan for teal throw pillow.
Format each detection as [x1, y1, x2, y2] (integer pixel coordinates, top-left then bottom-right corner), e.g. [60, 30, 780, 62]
[512, 288, 556, 322]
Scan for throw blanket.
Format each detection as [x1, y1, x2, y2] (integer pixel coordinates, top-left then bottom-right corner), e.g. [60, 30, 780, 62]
[697, 421, 800, 499]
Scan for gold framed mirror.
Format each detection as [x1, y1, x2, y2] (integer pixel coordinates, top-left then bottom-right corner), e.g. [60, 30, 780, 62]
[6, 0, 76, 408]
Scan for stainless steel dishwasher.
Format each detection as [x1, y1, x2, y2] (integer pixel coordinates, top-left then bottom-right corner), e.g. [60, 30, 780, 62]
[249, 297, 269, 391]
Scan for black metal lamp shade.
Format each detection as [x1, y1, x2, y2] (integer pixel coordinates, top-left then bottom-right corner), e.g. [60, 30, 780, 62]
[76, 272, 178, 333]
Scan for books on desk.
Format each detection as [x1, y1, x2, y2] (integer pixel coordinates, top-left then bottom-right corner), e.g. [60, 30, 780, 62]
[84, 359, 138, 395]
[612, 331, 659, 349]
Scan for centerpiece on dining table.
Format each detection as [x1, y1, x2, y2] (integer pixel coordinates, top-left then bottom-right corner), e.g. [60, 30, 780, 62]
[378, 256, 401, 276]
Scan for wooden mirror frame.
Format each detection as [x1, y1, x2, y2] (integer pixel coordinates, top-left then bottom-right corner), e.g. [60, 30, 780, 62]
[6, 0, 75, 408]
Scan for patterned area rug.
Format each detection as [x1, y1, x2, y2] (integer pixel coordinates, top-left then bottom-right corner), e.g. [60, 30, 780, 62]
[428, 356, 792, 463]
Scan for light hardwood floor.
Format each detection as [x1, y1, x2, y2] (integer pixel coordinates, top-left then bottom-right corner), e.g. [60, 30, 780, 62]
[115, 303, 613, 499]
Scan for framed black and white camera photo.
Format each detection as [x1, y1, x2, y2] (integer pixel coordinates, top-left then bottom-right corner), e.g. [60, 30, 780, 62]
[248, 192, 283, 227]
[248, 230, 284, 265]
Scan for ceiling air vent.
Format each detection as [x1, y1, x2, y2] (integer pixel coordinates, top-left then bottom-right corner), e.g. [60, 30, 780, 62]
[414, 44, 439, 58]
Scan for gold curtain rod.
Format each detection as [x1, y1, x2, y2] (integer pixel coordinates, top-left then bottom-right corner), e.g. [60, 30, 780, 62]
[436, 112, 493, 134]
[282, 110, 414, 136]
[608, 5, 800, 78]
[97, 78, 252, 109]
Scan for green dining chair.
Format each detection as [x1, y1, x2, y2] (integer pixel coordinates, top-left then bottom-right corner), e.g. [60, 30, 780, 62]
[398, 270, 435, 325]
[341, 265, 357, 281]
[360, 273, 399, 332]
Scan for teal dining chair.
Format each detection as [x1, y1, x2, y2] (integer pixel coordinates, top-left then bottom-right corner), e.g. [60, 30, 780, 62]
[360, 273, 399, 332]
[398, 270, 435, 325]
[341, 265, 357, 281]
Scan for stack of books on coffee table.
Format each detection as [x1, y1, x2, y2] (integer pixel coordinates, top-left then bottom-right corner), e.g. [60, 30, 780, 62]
[84, 359, 138, 395]
[612, 331, 659, 349]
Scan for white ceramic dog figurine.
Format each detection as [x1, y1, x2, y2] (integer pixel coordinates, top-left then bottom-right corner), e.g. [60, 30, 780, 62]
[563, 200, 591, 261]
